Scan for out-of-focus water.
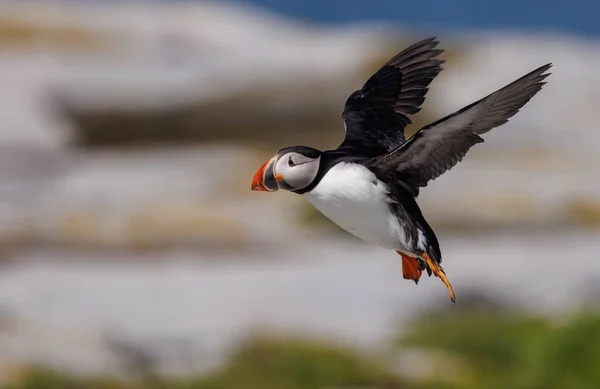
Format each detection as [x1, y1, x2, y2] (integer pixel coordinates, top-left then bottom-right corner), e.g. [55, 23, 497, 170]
[237, 0, 600, 37]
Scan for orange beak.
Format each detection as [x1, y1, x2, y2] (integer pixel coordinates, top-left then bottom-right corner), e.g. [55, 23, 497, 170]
[251, 157, 278, 192]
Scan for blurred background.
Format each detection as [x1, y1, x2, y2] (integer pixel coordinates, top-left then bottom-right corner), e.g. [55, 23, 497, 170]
[0, 0, 599, 387]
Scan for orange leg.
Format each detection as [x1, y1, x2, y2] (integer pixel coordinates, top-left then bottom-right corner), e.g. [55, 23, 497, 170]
[396, 251, 422, 284]
[421, 252, 456, 303]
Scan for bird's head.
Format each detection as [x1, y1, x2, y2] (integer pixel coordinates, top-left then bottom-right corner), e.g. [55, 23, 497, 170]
[251, 146, 321, 193]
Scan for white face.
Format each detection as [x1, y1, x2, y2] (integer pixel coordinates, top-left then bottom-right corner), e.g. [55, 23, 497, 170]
[274, 152, 320, 191]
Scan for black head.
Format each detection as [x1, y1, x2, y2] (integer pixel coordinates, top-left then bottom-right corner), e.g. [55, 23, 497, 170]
[251, 146, 322, 193]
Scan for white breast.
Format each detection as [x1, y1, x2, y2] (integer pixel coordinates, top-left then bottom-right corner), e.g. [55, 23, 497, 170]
[303, 162, 416, 253]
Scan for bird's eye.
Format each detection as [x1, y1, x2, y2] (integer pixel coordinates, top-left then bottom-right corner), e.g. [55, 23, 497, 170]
[288, 157, 296, 167]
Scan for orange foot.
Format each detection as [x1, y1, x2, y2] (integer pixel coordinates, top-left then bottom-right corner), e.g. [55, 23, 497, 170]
[396, 251, 422, 284]
[422, 252, 456, 303]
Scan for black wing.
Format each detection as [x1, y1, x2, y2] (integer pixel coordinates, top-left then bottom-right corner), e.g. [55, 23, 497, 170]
[368, 63, 552, 190]
[339, 37, 445, 157]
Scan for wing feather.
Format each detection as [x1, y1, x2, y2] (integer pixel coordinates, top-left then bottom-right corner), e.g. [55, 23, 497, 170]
[340, 37, 445, 157]
[368, 63, 552, 189]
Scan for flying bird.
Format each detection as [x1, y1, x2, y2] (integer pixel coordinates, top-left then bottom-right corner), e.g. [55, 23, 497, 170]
[251, 37, 551, 302]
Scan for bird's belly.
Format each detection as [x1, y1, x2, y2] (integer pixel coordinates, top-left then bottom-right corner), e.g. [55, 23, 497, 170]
[308, 198, 400, 249]
[303, 163, 412, 251]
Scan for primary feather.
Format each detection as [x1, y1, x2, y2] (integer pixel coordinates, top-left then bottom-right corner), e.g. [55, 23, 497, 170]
[368, 63, 552, 189]
[340, 37, 445, 157]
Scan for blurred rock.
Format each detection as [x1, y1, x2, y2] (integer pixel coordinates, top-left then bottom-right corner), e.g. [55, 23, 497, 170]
[0, 0, 599, 380]
[0, 146, 314, 251]
[0, 144, 593, 252]
[0, 231, 598, 376]
[0, 1, 597, 249]
[18, 1, 393, 148]
[417, 148, 600, 231]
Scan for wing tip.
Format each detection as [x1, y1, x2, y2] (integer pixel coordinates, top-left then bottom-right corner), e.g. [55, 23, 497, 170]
[386, 36, 444, 66]
[421, 36, 439, 44]
[531, 62, 553, 78]
[528, 63, 553, 89]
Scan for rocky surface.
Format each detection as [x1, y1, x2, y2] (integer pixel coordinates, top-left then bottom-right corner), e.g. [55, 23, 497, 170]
[0, 0, 598, 377]
[0, 231, 598, 376]
[0, 2, 598, 242]
[0, 144, 597, 252]
[0, 146, 314, 251]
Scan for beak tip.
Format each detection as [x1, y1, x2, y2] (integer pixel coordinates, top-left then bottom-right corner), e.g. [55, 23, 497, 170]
[251, 183, 268, 192]
[251, 157, 278, 192]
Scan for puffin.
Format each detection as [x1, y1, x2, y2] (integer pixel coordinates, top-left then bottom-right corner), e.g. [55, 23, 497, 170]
[251, 37, 551, 302]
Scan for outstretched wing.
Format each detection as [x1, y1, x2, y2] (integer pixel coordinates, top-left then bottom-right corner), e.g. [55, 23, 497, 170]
[368, 63, 552, 189]
[339, 37, 445, 157]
